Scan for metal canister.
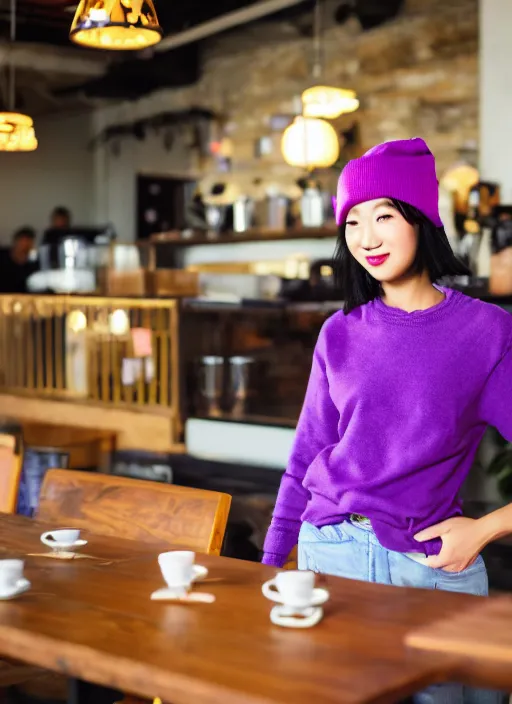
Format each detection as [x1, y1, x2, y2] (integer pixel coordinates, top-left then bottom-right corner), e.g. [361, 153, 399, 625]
[233, 196, 254, 233]
[301, 186, 325, 227]
[266, 195, 289, 229]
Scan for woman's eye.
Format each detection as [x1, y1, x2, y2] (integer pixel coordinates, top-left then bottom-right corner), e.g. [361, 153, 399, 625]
[346, 219, 358, 227]
[377, 213, 392, 222]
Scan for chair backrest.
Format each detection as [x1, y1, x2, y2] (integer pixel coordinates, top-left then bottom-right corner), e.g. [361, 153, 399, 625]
[0, 431, 23, 514]
[37, 469, 231, 555]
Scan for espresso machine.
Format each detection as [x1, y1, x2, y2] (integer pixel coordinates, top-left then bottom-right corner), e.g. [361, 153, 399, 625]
[27, 225, 116, 293]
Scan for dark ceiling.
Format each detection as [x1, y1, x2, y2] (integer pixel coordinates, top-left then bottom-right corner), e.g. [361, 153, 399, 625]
[0, 0, 314, 46]
[0, 0, 404, 47]
[0, 0, 318, 101]
[0, 0, 404, 104]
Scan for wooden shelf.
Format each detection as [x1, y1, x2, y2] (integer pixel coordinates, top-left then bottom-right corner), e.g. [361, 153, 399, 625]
[192, 412, 297, 429]
[181, 299, 343, 315]
[150, 226, 338, 247]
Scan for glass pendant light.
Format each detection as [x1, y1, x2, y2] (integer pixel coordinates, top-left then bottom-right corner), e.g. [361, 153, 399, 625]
[302, 85, 359, 120]
[0, 113, 37, 152]
[0, 0, 37, 152]
[70, 0, 163, 51]
[302, 0, 359, 120]
[281, 115, 340, 169]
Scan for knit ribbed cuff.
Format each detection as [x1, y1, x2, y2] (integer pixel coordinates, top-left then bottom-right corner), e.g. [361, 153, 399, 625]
[262, 517, 300, 568]
[262, 552, 288, 568]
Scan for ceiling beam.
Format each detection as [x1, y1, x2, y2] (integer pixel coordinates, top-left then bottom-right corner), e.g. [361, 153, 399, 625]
[0, 42, 110, 76]
[154, 0, 309, 52]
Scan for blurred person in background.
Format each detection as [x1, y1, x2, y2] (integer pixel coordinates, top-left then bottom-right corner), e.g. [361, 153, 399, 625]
[0, 226, 37, 293]
[42, 206, 73, 247]
[50, 206, 71, 230]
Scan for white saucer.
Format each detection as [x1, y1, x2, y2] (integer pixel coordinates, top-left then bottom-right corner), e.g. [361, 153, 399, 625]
[41, 538, 88, 552]
[0, 578, 31, 601]
[308, 587, 329, 607]
[150, 588, 215, 603]
[151, 564, 209, 601]
[270, 605, 323, 629]
[263, 587, 329, 608]
[191, 565, 208, 582]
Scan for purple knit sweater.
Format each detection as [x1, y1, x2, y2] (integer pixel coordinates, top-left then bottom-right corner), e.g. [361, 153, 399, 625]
[263, 288, 512, 567]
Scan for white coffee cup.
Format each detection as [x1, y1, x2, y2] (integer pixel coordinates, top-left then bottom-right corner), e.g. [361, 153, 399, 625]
[41, 529, 80, 549]
[0, 559, 25, 593]
[158, 551, 197, 591]
[262, 570, 316, 610]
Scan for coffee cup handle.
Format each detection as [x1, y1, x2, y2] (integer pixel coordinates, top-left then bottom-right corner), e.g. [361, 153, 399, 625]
[262, 579, 282, 603]
[41, 532, 56, 547]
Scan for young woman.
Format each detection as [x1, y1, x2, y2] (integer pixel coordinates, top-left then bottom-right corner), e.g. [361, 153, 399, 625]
[263, 139, 512, 704]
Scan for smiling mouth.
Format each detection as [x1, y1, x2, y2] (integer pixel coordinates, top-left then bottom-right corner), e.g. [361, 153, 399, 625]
[366, 254, 390, 267]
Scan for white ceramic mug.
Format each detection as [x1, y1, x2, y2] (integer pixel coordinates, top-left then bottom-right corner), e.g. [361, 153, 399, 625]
[0, 559, 26, 593]
[41, 529, 80, 549]
[158, 551, 197, 592]
[262, 570, 316, 610]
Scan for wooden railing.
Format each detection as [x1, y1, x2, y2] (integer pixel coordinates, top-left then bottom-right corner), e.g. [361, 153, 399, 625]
[0, 295, 179, 417]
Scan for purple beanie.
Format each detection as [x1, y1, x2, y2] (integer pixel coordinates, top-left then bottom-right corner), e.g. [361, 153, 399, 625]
[334, 138, 443, 227]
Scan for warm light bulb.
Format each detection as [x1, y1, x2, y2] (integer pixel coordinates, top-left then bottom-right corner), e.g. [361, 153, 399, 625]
[440, 164, 479, 214]
[302, 86, 359, 119]
[281, 116, 340, 169]
[67, 311, 88, 333]
[0, 113, 38, 152]
[109, 309, 130, 336]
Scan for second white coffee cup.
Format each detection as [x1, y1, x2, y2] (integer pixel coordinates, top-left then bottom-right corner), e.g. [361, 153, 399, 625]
[41, 529, 81, 548]
[262, 570, 317, 610]
[0, 559, 30, 598]
[158, 551, 208, 595]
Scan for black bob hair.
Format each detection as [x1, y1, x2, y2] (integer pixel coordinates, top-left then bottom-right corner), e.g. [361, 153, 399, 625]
[332, 198, 471, 315]
[13, 227, 36, 242]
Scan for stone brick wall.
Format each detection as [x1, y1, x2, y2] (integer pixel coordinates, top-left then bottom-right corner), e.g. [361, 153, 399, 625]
[179, 0, 477, 196]
[94, 0, 478, 236]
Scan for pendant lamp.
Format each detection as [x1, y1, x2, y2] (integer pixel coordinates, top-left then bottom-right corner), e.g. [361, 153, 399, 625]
[0, 113, 37, 152]
[281, 116, 339, 169]
[0, 0, 37, 152]
[302, 85, 359, 120]
[70, 0, 162, 51]
[302, 0, 359, 120]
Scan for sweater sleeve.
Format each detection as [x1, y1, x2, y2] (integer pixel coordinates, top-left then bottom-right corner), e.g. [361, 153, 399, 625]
[262, 323, 341, 567]
[479, 336, 512, 442]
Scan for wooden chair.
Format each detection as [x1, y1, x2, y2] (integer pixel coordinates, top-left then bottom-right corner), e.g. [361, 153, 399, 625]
[0, 430, 23, 514]
[0, 427, 50, 692]
[35, 469, 231, 704]
[37, 469, 231, 555]
[22, 423, 116, 472]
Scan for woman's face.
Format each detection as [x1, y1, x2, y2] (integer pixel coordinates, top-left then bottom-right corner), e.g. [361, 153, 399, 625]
[345, 198, 418, 283]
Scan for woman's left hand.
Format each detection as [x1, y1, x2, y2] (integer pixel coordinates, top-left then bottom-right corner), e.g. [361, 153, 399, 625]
[414, 516, 490, 573]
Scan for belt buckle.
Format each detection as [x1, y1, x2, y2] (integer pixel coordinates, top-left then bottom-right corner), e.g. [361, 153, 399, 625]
[350, 513, 367, 523]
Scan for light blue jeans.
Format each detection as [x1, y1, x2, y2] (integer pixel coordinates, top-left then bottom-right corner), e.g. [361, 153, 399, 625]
[298, 520, 505, 704]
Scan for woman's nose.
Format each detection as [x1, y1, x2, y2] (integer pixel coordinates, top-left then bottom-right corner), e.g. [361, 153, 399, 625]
[360, 222, 382, 250]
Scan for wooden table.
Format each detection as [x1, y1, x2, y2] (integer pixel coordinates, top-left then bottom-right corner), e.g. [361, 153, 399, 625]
[0, 514, 509, 704]
[406, 595, 512, 664]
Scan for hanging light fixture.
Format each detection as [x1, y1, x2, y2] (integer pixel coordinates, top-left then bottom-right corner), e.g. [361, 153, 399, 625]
[0, 0, 37, 152]
[302, 0, 359, 120]
[70, 0, 163, 51]
[302, 86, 359, 120]
[281, 116, 339, 169]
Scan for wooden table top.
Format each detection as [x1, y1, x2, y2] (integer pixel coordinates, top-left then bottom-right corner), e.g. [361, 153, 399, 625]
[406, 595, 512, 663]
[0, 513, 509, 704]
